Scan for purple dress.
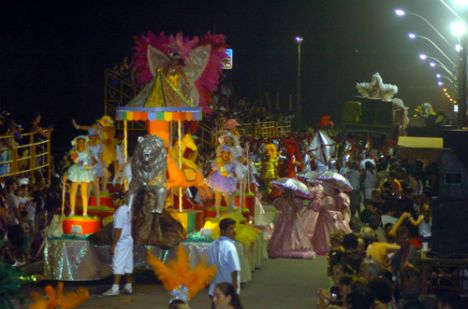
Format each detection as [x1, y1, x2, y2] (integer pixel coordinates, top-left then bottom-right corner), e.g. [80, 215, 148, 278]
[206, 161, 238, 193]
[268, 195, 316, 259]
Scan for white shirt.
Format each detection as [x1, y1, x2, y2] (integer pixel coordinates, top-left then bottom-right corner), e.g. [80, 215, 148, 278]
[208, 236, 241, 296]
[419, 218, 432, 238]
[114, 204, 132, 243]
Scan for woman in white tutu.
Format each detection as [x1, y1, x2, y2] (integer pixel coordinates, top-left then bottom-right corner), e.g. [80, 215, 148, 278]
[67, 136, 96, 216]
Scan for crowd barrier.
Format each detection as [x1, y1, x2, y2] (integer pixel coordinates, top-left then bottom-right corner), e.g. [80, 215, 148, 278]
[0, 130, 52, 181]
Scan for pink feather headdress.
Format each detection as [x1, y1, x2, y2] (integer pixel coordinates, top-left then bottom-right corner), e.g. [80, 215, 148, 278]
[131, 31, 227, 113]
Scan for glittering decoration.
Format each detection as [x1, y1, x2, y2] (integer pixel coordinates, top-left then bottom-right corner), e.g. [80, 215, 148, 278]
[317, 171, 353, 192]
[272, 178, 311, 198]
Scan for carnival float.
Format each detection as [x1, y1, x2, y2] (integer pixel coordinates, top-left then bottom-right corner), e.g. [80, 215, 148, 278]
[43, 31, 268, 283]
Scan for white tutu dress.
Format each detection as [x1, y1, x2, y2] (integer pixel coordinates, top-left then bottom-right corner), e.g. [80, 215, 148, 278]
[67, 151, 95, 183]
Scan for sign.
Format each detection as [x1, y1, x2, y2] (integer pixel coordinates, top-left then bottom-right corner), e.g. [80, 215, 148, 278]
[222, 48, 233, 70]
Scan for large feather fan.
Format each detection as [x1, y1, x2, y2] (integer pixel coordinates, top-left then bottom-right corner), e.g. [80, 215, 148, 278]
[29, 282, 89, 309]
[147, 245, 217, 300]
[132, 31, 227, 113]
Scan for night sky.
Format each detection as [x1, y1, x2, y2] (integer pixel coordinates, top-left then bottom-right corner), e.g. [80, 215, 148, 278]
[0, 0, 461, 151]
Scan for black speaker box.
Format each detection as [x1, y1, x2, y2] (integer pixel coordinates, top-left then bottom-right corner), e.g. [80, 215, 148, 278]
[431, 199, 468, 255]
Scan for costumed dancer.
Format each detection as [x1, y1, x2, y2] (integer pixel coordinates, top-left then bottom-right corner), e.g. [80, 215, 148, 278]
[268, 182, 316, 259]
[259, 143, 278, 194]
[147, 245, 216, 307]
[112, 131, 126, 188]
[72, 115, 116, 186]
[306, 182, 352, 256]
[207, 146, 238, 217]
[88, 128, 110, 207]
[217, 130, 247, 208]
[67, 136, 96, 216]
[280, 139, 304, 178]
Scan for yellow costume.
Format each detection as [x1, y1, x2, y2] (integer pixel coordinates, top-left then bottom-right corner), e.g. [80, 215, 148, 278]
[97, 116, 116, 167]
[260, 144, 278, 194]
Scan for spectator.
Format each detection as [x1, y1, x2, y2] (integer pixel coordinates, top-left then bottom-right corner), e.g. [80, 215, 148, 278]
[213, 282, 243, 309]
[5, 178, 25, 266]
[341, 160, 361, 218]
[362, 161, 378, 200]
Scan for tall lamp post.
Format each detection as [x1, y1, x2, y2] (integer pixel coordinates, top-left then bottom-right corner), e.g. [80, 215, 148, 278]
[295, 36, 303, 114]
[452, 20, 467, 127]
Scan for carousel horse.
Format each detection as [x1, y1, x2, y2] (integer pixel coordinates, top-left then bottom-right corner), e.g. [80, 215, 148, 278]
[167, 133, 211, 201]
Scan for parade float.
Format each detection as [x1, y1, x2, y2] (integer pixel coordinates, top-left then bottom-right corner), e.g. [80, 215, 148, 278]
[43, 31, 268, 282]
[342, 72, 409, 143]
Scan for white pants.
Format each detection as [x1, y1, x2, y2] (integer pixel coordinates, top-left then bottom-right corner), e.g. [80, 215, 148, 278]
[112, 240, 133, 274]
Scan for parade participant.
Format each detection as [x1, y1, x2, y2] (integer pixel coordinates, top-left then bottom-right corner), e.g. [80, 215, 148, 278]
[103, 191, 134, 296]
[72, 115, 116, 170]
[208, 218, 241, 299]
[259, 143, 278, 194]
[268, 189, 315, 259]
[307, 183, 352, 255]
[67, 136, 96, 216]
[207, 146, 238, 217]
[88, 127, 110, 206]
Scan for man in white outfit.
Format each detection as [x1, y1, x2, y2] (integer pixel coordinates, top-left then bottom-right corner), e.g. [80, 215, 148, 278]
[103, 191, 133, 296]
[208, 218, 241, 301]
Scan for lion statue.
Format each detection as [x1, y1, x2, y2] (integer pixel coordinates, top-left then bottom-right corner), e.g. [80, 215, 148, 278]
[127, 135, 167, 214]
[90, 135, 185, 247]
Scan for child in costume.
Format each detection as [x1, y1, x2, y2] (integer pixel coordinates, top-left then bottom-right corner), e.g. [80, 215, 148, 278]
[207, 146, 237, 217]
[67, 136, 96, 216]
[88, 128, 110, 207]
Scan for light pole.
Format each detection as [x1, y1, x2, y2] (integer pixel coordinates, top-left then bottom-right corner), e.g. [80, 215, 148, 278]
[419, 53, 456, 77]
[295, 36, 303, 113]
[396, 9, 454, 49]
[408, 33, 457, 67]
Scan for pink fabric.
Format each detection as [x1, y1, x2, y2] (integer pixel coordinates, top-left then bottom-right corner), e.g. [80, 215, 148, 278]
[307, 191, 352, 256]
[268, 195, 316, 259]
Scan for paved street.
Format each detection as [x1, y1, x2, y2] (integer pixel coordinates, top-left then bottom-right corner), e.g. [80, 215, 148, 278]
[75, 256, 329, 309]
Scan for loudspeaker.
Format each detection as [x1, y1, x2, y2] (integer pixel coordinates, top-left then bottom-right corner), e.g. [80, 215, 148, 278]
[431, 199, 468, 255]
[443, 130, 468, 172]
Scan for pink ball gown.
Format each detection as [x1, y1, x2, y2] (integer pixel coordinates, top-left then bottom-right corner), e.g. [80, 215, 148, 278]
[267, 195, 316, 259]
[308, 190, 352, 256]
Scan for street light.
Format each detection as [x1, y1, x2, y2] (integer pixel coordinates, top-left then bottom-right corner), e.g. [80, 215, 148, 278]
[396, 9, 454, 48]
[408, 32, 457, 67]
[438, 74, 456, 84]
[295, 36, 303, 127]
[420, 53, 456, 76]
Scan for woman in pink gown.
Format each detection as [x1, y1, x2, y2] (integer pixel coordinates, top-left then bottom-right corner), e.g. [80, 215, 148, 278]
[307, 184, 352, 255]
[268, 191, 316, 259]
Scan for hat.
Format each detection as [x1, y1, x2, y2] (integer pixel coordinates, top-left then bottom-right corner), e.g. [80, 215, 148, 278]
[97, 115, 114, 128]
[112, 191, 125, 200]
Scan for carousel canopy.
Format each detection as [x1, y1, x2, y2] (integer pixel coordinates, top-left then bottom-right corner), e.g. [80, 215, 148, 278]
[116, 106, 202, 122]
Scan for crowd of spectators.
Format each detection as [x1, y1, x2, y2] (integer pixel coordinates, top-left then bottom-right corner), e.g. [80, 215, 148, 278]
[314, 144, 468, 308]
[0, 174, 61, 267]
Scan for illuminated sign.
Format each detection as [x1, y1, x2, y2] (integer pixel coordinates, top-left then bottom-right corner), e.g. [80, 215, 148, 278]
[222, 48, 233, 70]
